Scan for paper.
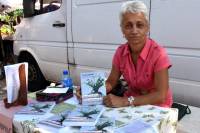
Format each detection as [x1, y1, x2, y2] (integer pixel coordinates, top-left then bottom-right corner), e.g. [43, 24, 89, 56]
[43, 87, 69, 93]
[4, 63, 28, 103]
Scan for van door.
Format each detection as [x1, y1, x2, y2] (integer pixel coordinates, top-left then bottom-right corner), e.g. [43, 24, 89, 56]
[150, 0, 200, 106]
[70, 0, 150, 85]
[15, 0, 68, 91]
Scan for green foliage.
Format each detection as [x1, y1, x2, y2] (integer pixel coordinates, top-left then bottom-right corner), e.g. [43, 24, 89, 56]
[7, 9, 23, 18]
[86, 77, 104, 94]
[0, 9, 23, 36]
[0, 9, 23, 22]
[80, 109, 100, 118]
[0, 25, 14, 35]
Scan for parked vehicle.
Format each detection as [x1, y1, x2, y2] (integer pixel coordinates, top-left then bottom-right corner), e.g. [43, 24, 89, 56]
[14, 0, 200, 107]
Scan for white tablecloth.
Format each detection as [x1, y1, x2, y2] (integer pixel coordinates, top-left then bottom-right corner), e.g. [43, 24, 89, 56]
[13, 97, 178, 133]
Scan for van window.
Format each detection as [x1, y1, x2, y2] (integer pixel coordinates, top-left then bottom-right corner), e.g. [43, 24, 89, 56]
[35, 0, 61, 15]
[77, 0, 123, 5]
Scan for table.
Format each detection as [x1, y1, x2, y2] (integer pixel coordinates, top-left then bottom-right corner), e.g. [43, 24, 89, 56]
[0, 101, 22, 133]
[11, 97, 178, 133]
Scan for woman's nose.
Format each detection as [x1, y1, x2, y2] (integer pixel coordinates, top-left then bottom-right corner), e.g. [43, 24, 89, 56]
[131, 25, 138, 33]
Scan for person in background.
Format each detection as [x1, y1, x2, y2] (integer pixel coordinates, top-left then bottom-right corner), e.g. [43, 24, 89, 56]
[103, 0, 173, 108]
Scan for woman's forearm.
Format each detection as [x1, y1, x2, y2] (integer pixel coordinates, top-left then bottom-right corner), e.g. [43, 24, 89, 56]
[133, 91, 167, 106]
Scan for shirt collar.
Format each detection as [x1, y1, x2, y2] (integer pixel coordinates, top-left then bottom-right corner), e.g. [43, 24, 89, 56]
[122, 38, 151, 61]
[140, 38, 151, 61]
[122, 43, 130, 56]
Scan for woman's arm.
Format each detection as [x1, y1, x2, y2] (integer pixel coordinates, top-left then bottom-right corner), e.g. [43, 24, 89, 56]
[130, 68, 169, 106]
[104, 68, 169, 107]
[106, 64, 121, 93]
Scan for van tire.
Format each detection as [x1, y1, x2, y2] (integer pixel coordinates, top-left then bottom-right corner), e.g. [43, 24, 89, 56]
[18, 53, 48, 92]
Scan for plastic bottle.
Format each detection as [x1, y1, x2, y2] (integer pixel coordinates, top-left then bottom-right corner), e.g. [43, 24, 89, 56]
[62, 70, 73, 88]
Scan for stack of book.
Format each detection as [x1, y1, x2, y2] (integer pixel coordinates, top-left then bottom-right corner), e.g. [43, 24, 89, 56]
[39, 105, 105, 127]
[39, 71, 110, 131]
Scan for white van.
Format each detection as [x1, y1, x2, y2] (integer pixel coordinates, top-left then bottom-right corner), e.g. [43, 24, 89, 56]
[14, 0, 200, 107]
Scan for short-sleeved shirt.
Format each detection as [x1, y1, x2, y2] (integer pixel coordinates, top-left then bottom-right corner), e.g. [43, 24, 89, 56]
[113, 38, 173, 107]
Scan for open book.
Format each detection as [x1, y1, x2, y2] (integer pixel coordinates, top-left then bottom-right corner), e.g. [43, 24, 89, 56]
[63, 105, 105, 126]
[15, 102, 55, 115]
[81, 71, 107, 105]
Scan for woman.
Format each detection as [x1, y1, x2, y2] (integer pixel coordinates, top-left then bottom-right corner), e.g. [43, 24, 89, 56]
[103, 1, 172, 108]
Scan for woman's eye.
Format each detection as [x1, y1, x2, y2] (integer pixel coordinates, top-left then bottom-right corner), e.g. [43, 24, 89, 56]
[126, 25, 132, 29]
[124, 23, 132, 29]
[137, 23, 145, 28]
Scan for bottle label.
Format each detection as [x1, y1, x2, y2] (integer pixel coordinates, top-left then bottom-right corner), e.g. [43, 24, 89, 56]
[62, 78, 73, 88]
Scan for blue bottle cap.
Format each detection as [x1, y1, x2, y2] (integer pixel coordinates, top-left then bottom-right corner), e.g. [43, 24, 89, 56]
[63, 70, 68, 75]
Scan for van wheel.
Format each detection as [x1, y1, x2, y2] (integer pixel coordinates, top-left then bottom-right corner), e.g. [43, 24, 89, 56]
[18, 54, 48, 92]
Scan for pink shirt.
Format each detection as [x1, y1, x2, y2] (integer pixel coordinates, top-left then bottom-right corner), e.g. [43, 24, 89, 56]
[113, 38, 173, 107]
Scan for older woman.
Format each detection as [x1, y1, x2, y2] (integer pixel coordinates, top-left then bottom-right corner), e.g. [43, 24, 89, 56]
[103, 1, 172, 108]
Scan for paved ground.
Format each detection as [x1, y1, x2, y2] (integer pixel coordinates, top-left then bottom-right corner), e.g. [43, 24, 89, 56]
[0, 78, 6, 100]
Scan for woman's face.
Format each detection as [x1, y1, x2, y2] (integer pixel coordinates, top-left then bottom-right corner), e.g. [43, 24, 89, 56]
[121, 12, 149, 46]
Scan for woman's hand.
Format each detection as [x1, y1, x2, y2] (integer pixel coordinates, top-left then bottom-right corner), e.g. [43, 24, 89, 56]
[105, 81, 112, 93]
[103, 94, 128, 107]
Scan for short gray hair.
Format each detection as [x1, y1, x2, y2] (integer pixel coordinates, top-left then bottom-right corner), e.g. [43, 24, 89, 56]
[119, 1, 149, 25]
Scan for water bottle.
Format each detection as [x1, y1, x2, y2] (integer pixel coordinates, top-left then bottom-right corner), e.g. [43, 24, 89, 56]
[61, 70, 73, 89]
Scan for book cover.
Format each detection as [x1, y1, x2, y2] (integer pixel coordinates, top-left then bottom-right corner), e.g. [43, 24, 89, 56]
[15, 101, 55, 115]
[63, 105, 105, 126]
[80, 118, 115, 133]
[81, 71, 106, 105]
[39, 110, 70, 128]
[114, 119, 156, 133]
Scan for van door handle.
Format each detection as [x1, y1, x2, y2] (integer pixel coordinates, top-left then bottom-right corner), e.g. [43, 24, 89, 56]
[52, 23, 65, 27]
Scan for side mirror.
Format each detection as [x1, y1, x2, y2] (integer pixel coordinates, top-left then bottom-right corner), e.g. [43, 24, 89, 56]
[23, 0, 35, 17]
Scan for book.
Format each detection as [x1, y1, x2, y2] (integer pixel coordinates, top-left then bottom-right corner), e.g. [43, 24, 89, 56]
[63, 105, 105, 126]
[80, 118, 115, 133]
[39, 110, 70, 128]
[15, 101, 55, 115]
[81, 71, 107, 105]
